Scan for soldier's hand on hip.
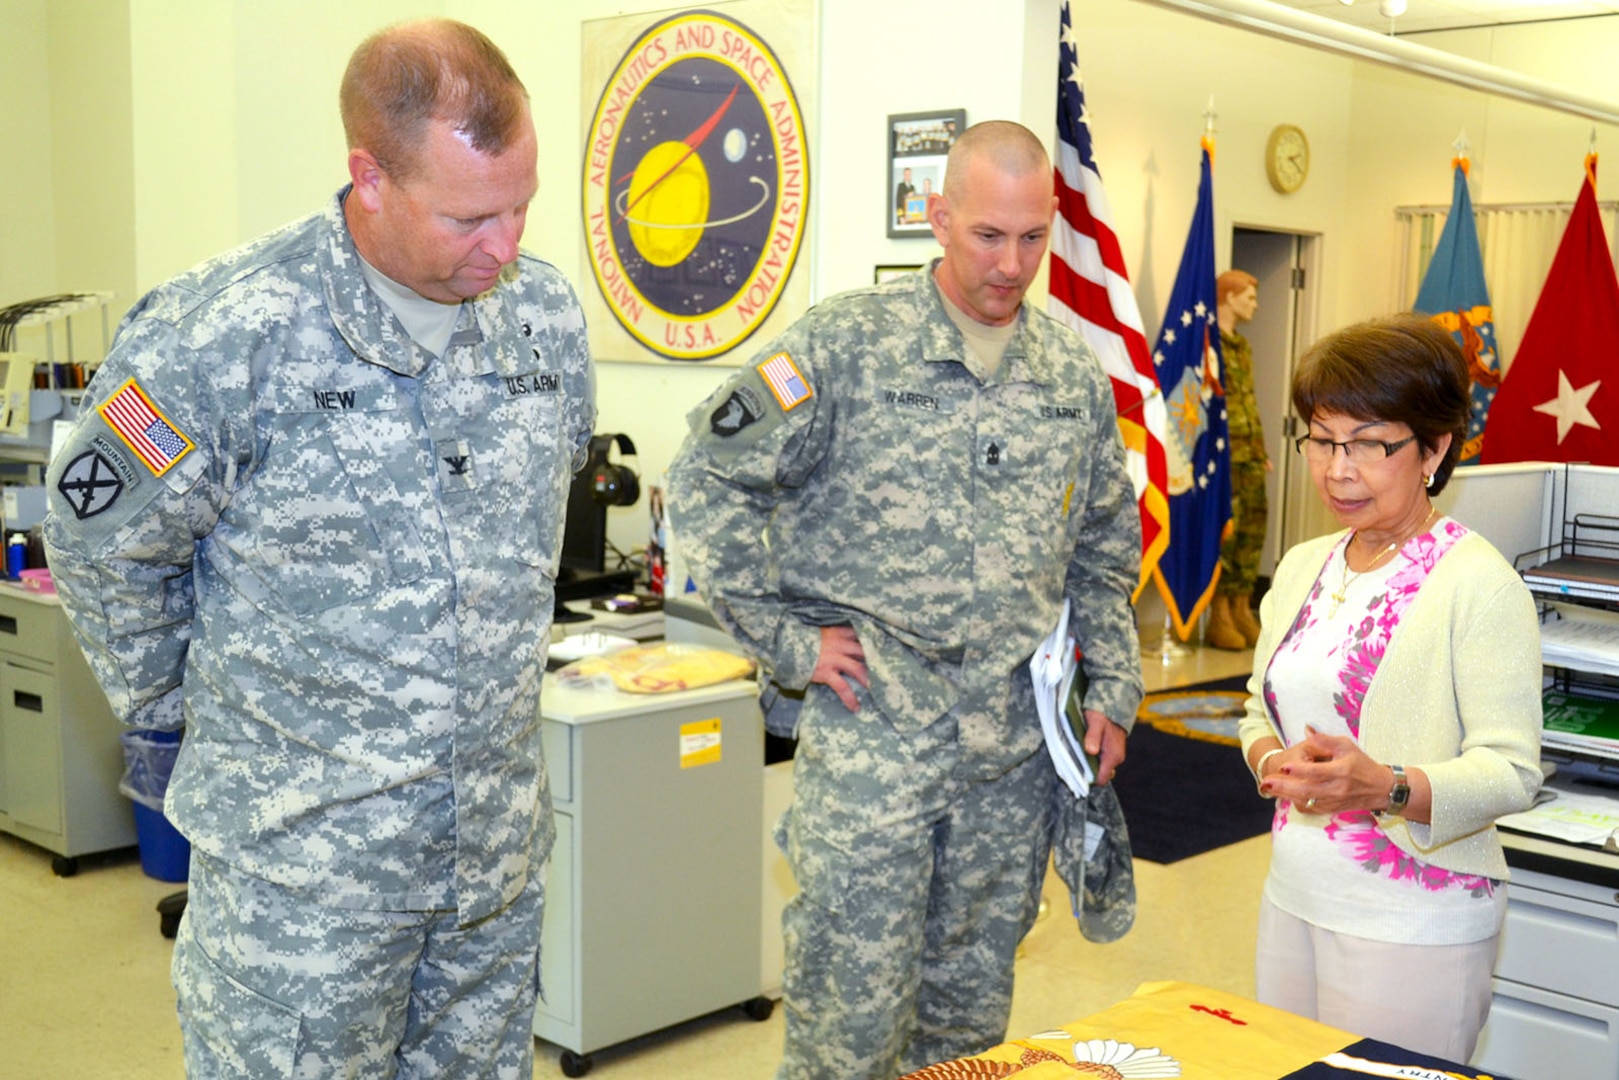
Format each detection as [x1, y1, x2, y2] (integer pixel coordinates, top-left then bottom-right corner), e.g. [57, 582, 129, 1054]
[811, 625, 868, 712]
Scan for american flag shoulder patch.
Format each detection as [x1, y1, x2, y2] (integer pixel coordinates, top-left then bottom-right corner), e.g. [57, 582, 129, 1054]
[98, 378, 194, 477]
[759, 351, 813, 412]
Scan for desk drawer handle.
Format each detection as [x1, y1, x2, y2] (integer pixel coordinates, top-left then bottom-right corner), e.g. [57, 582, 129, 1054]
[0, 615, 15, 635]
[14, 690, 43, 712]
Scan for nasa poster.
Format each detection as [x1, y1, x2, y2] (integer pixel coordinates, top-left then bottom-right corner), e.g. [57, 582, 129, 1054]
[581, 2, 814, 364]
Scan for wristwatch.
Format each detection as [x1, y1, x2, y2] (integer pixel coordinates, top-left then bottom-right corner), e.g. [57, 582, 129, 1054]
[1386, 764, 1410, 815]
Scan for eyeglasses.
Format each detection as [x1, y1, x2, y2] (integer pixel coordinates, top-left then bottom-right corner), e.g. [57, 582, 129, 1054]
[1293, 433, 1417, 464]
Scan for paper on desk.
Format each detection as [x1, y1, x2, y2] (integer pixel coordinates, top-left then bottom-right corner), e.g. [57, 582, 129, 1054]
[1498, 787, 1619, 846]
[1541, 612, 1619, 678]
[1030, 599, 1095, 799]
[547, 632, 637, 663]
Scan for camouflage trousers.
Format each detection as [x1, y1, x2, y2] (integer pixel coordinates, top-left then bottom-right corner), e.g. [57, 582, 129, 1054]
[775, 681, 1056, 1079]
[1218, 457, 1268, 597]
[173, 852, 545, 1079]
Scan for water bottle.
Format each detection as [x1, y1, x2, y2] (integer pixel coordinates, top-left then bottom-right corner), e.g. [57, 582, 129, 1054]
[6, 533, 25, 580]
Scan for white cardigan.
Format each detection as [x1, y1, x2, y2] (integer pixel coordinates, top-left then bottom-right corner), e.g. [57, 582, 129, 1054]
[1239, 526, 1543, 881]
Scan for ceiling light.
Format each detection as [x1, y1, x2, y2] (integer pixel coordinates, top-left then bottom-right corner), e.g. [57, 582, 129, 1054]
[1379, 0, 1407, 15]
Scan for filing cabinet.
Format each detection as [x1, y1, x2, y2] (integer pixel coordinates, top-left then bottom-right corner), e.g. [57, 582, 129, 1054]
[0, 586, 135, 874]
[1475, 864, 1619, 1079]
[533, 678, 769, 1077]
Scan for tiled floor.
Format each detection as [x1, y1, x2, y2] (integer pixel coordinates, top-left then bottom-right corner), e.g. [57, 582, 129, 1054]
[0, 642, 1261, 1079]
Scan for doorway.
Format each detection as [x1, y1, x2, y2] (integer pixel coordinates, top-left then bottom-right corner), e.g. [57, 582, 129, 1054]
[1228, 226, 1334, 580]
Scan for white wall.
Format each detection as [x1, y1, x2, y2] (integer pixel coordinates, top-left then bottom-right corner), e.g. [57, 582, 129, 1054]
[0, 0, 57, 307]
[130, 0, 238, 291]
[8, 0, 1619, 556]
[45, 0, 135, 365]
[1068, 0, 1359, 334]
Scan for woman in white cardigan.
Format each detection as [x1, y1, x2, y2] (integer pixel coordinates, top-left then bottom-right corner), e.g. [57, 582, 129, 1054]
[1239, 314, 1542, 1062]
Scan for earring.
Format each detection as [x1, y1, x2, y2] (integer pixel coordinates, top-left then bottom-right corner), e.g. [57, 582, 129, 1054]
[1424, 473, 1434, 489]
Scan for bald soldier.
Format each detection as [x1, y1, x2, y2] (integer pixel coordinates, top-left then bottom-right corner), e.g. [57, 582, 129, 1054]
[44, 20, 591, 1078]
[668, 121, 1143, 1078]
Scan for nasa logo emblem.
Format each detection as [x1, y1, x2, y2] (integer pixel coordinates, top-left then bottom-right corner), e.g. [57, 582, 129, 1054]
[583, 11, 808, 361]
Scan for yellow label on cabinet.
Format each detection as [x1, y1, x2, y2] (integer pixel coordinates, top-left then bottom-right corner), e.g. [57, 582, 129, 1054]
[680, 718, 723, 768]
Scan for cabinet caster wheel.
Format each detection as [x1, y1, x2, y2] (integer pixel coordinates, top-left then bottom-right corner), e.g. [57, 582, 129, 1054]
[51, 855, 79, 877]
[742, 995, 774, 1022]
[559, 1049, 593, 1077]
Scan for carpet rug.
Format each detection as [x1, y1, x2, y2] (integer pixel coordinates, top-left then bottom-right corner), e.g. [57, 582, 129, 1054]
[1112, 674, 1277, 864]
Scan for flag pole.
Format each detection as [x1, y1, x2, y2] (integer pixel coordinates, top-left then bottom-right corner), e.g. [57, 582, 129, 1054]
[1156, 193, 1194, 666]
[1157, 607, 1191, 663]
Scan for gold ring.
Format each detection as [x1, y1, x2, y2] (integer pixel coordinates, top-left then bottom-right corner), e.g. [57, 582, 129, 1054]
[1305, 797, 1317, 810]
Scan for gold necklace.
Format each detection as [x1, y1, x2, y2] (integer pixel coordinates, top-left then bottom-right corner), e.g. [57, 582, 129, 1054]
[1327, 506, 1440, 617]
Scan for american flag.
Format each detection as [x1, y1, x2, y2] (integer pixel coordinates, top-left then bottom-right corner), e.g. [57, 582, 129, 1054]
[1153, 139, 1231, 642]
[760, 351, 812, 412]
[99, 378, 193, 476]
[1047, 0, 1168, 601]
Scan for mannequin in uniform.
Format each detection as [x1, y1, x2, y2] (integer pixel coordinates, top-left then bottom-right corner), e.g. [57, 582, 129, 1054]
[1208, 269, 1269, 650]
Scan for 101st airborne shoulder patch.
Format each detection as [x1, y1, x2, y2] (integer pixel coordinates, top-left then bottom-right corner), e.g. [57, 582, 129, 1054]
[711, 385, 765, 437]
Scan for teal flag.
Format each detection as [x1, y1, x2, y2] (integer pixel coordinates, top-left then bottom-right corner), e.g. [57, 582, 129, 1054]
[1412, 162, 1500, 464]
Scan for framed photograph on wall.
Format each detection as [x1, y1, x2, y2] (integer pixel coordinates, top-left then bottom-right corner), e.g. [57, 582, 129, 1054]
[887, 109, 964, 238]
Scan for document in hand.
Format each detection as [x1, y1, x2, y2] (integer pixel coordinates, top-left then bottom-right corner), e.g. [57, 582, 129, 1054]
[1030, 599, 1099, 798]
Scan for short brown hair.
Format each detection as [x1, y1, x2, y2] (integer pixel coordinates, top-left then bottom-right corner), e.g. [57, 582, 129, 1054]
[340, 19, 528, 181]
[1217, 269, 1257, 306]
[1292, 313, 1470, 494]
[942, 121, 1050, 201]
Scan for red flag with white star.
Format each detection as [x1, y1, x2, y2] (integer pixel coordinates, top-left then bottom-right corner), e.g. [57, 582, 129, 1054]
[1481, 155, 1619, 466]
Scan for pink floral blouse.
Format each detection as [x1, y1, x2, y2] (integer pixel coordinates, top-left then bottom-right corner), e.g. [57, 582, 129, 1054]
[1260, 519, 1503, 944]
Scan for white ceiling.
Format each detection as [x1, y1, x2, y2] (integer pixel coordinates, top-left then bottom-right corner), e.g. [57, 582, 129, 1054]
[1275, 0, 1619, 34]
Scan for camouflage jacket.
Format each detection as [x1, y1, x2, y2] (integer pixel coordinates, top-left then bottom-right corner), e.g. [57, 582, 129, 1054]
[668, 263, 1142, 776]
[43, 189, 594, 922]
[1220, 329, 1267, 466]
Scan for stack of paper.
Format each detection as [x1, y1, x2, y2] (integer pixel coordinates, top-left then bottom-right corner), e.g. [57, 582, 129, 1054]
[548, 632, 638, 664]
[1542, 689, 1619, 760]
[1540, 614, 1619, 678]
[579, 607, 665, 641]
[1030, 599, 1097, 799]
[1498, 785, 1619, 846]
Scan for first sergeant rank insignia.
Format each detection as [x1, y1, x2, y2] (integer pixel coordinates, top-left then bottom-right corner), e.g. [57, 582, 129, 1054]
[57, 450, 125, 520]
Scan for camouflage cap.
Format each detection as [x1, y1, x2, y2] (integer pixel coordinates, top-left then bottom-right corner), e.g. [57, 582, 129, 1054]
[1051, 781, 1136, 944]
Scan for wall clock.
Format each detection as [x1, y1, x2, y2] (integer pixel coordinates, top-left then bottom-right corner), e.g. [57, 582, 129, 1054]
[1265, 124, 1309, 194]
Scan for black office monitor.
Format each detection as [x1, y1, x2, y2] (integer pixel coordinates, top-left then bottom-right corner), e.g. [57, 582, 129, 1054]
[555, 467, 636, 621]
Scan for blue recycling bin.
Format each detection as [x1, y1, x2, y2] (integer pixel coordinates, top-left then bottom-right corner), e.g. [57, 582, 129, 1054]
[118, 729, 190, 882]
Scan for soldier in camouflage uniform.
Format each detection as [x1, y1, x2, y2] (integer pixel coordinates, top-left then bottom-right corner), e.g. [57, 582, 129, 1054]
[1210, 269, 1269, 650]
[668, 122, 1143, 1080]
[43, 21, 591, 1079]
